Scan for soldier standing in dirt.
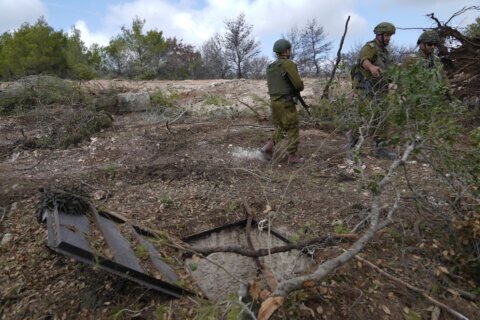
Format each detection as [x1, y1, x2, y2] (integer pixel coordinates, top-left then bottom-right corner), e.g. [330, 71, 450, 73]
[348, 22, 397, 160]
[261, 39, 305, 165]
[403, 30, 450, 93]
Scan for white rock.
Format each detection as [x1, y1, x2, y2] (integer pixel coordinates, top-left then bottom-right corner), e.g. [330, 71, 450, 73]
[1, 233, 14, 245]
[93, 190, 107, 200]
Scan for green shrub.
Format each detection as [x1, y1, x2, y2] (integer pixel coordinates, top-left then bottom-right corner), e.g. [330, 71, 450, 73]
[0, 75, 87, 115]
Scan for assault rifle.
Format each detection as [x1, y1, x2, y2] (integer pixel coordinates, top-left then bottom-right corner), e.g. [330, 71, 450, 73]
[292, 89, 311, 116]
[282, 72, 310, 116]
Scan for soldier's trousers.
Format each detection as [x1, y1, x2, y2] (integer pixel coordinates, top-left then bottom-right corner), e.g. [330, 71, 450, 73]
[270, 97, 299, 154]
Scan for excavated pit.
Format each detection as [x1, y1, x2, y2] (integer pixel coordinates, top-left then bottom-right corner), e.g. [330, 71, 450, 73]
[183, 222, 314, 301]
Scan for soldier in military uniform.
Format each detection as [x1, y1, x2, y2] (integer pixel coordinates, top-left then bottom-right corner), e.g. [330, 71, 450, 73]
[348, 22, 397, 160]
[261, 39, 305, 165]
[403, 30, 450, 91]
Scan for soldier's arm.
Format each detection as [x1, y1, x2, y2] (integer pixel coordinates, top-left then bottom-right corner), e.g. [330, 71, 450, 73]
[360, 45, 381, 77]
[362, 59, 381, 77]
[283, 60, 304, 92]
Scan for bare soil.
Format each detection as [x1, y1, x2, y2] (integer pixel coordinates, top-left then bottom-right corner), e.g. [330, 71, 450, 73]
[0, 79, 478, 319]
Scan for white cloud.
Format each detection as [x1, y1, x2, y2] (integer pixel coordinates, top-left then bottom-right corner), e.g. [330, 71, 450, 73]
[0, 0, 46, 32]
[83, 0, 366, 54]
[391, 0, 477, 26]
[73, 20, 111, 47]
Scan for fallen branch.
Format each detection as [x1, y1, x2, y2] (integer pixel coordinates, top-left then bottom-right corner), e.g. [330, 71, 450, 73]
[166, 109, 188, 134]
[236, 98, 266, 120]
[191, 233, 357, 257]
[353, 253, 470, 320]
[15, 152, 52, 171]
[257, 141, 416, 319]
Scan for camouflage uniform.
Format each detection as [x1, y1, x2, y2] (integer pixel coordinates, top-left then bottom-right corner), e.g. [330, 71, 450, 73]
[352, 40, 392, 98]
[348, 22, 397, 160]
[403, 31, 450, 91]
[266, 57, 304, 154]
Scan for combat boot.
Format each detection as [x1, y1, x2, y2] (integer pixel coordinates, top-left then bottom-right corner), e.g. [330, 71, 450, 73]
[373, 140, 397, 160]
[260, 139, 274, 161]
[287, 153, 304, 166]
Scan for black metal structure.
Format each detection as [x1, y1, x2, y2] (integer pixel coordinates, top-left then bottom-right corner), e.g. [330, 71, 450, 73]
[46, 207, 188, 298]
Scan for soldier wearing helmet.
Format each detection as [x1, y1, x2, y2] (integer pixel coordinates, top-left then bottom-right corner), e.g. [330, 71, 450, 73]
[347, 22, 397, 160]
[403, 30, 449, 90]
[353, 22, 396, 91]
[261, 38, 305, 165]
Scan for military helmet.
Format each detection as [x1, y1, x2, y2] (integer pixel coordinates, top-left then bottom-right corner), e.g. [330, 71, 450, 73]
[374, 22, 396, 35]
[273, 39, 291, 53]
[417, 30, 440, 45]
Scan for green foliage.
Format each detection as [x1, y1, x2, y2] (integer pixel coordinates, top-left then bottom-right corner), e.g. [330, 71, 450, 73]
[173, 278, 186, 288]
[65, 27, 96, 80]
[0, 18, 67, 80]
[202, 93, 230, 106]
[464, 17, 480, 38]
[134, 244, 149, 260]
[283, 290, 307, 312]
[104, 162, 119, 179]
[334, 223, 350, 235]
[188, 262, 198, 272]
[0, 17, 96, 80]
[225, 200, 239, 212]
[194, 304, 220, 320]
[160, 195, 180, 209]
[42, 109, 112, 149]
[103, 17, 168, 78]
[385, 227, 402, 242]
[403, 309, 422, 320]
[149, 89, 178, 110]
[288, 233, 300, 245]
[154, 305, 167, 320]
[0, 75, 87, 115]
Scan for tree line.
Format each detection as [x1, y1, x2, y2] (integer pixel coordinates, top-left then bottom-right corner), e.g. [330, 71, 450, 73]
[1, 14, 479, 81]
[0, 14, 334, 81]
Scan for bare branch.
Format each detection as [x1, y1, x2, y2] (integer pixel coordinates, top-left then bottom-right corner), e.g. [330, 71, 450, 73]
[191, 234, 357, 257]
[260, 140, 416, 304]
[235, 97, 266, 120]
[322, 16, 350, 100]
[353, 254, 469, 320]
[166, 109, 188, 133]
[445, 6, 480, 26]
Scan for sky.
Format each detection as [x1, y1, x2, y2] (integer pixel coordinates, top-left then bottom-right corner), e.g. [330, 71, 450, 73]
[0, 0, 477, 57]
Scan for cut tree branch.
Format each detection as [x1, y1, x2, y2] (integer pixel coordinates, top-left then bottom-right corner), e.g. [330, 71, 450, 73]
[190, 233, 357, 257]
[166, 109, 188, 134]
[353, 254, 469, 320]
[236, 97, 266, 120]
[257, 141, 417, 319]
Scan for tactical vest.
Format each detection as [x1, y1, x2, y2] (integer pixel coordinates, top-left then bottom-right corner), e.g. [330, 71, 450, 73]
[266, 59, 293, 96]
[359, 41, 392, 80]
[416, 52, 444, 84]
[351, 41, 392, 93]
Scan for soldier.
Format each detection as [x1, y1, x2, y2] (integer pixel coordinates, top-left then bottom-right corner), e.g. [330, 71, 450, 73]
[261, 39, 305, 165]
[403, 30, 450, 91]
[348, 22, 397, 160]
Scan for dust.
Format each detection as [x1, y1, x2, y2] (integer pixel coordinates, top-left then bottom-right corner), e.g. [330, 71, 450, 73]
[230, 146, 264, 161]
